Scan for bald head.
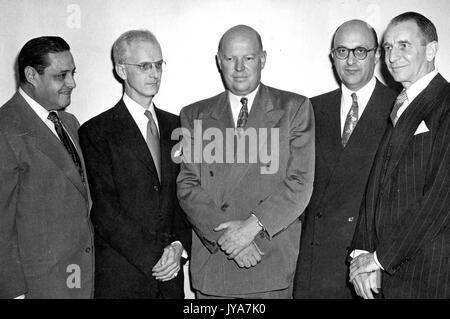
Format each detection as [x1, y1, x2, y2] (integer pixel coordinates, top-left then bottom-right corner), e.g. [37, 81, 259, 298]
[333, 20, 378, 49]
[218, 25, 263, 54]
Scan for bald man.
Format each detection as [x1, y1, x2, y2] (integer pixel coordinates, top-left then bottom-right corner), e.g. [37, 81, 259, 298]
[293, 20, 396, 298]
[177, 25, 314, 298]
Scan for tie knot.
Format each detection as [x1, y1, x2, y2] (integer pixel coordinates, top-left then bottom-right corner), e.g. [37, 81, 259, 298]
[396, 89, 408, 105]
[240, 97, 248, 108]
[144, 110, 154, 121]
[351, 93, 358, 103]
[47, 111, 60, 124]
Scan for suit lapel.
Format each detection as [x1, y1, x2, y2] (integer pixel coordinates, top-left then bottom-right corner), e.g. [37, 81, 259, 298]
[112, 101, 160, 183]
[155, 106, 175, 186]
[383, 74, 448, 183]
[15, 94, 88, 200]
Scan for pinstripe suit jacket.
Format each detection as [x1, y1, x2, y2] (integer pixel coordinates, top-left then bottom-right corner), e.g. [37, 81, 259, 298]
[352, 74, 450, 298]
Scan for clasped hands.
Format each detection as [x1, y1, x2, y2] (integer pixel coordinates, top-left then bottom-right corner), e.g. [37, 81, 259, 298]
[349, 252, 381, 299]
[214, 215, 264, 268]
[152, 242, 183, 281]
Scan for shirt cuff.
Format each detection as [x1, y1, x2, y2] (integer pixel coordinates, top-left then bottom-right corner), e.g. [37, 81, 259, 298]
[349, 249, 369, 259]
[171, 241, 188, 259]
[373, 251, 384, 270]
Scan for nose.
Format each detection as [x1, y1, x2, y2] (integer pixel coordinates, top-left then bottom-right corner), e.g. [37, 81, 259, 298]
[346, 51, 357, 65]
[234, 58, 245, 72]
[147, 65, 160, 78]
[66, 73, 76, 89]
[387, 47, 400, 64]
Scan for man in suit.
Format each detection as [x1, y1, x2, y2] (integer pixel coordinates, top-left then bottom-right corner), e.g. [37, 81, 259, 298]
[78, 30, 191, 299]
[293, 20, 396, 299]
[177, 25, 314, 298]
[350, 12, 450, 299]
[0, 36, 94, 298]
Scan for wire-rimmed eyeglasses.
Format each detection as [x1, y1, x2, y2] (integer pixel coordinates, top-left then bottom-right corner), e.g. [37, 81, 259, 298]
[121, 60, 166, 72]
[332, 47, 377, 60]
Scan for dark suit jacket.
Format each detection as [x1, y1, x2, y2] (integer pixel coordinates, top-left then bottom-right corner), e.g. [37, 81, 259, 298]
[294, 80, 396, 298]
[78, 99, 191, 299]
[0, 92, 94, 299]
[352, 74, 450, 298]
[177, 83, 315, 296]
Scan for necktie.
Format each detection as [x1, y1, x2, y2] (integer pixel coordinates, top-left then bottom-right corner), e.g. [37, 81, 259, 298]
[47, 111, 84, 181]
[342, 93, 359, 147]
[144, 110, 161, 181]
[237, 97, 249, 129]
[390, 89, 408, 126]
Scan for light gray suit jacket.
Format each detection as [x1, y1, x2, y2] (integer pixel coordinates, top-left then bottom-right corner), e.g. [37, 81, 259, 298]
[177, 84, 314, 296]
[0, 92, 94, 299]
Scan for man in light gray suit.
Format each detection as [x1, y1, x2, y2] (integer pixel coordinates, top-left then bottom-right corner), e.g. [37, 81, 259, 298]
[0, 36, 94, 299]
[177, 25, 314, 298]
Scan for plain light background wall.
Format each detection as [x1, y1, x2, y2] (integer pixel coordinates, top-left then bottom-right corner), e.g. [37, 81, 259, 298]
[1, 0, 449, 298]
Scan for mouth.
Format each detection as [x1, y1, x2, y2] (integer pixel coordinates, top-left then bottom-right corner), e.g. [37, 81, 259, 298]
[59, 91, 72, 95]
[345, 69, 360, 74]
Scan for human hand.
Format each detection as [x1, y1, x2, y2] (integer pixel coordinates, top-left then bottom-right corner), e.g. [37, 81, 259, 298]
[351, 269, 380, 299]
[233, 241, 264, 268]
[349, 252, 380, 281]
[152, 242, 183, 281]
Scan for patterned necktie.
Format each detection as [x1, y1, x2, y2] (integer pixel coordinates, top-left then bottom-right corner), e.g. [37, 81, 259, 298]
[390, 89, 408, 126]
[237, 97, 249, 129]
[47, 111, 85, 181]
[144, 110, 161, 181]
[342, 93, 359, 147]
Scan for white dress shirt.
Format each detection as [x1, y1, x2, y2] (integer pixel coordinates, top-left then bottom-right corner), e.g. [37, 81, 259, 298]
[340, 77, 376, 136]
[123, 93, 160, 140]
[228, 85, 260, 126]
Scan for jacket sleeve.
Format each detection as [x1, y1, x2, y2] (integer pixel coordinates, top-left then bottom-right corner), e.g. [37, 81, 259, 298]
[0, 132, 28, 298]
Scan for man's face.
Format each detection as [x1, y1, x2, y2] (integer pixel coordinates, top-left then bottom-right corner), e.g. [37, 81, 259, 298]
[118, 40, 162, 101]
[217, 32, 266, 96]
[383, 20, 432, 88]
[332, 24, 379, 91]
[33, 51, 76, 111]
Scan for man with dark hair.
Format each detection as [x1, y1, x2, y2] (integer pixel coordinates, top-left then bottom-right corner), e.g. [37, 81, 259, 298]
[350, 12, 450, 299]
[293, 19, 396, 299]
[0, 36, 94, 298]
[177, 25, 314, 298]
[78, 30, 191, 298]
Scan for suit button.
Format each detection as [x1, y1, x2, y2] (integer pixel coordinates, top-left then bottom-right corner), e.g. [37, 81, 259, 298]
[221, 203, 229, 211]
[348, 217, 354, 222]
[153, 185, 159, 191]
[85, 247, 91, 253]
[316, 212, 323, 219]
[209, 170, 214, 177]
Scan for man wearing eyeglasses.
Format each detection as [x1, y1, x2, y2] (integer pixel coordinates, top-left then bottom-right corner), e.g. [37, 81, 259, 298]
[293, 20, 396, 299]
[350, 12, 450, 299]
[78, 30, 191, 298]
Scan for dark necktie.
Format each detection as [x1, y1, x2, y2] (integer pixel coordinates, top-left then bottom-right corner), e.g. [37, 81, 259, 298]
[390, 89, 408, 126]
[47, 111, 84, 181]
[144, 110, 161, 181]
[342, 93, 359, 147]
[237, 97, 249, 129]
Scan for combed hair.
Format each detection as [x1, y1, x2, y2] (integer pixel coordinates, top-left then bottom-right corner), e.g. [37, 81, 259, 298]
[112, 30, 159, 64]
[18, 36, 70, 83]
[390, 12, 438, 44]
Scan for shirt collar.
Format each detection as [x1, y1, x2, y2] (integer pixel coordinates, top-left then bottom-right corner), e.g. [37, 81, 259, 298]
[123, 93, 159, 132]
[227, 84, 260, 113]
[18, 87, 53, 122]
[404, 69, 438, 103]
[341, 76, 376, 108]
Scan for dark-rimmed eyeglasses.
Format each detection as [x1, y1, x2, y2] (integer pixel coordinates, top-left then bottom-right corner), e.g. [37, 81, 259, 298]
[121, 60, 166, 72]
[332, 47, 377, 60]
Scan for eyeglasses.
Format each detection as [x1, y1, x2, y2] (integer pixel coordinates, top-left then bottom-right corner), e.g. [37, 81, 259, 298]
[332, 47, 377, 60]
[121, 60, 166, 72]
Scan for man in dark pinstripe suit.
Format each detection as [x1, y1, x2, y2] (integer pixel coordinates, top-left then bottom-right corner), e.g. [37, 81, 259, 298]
[349, 12, 450, 299]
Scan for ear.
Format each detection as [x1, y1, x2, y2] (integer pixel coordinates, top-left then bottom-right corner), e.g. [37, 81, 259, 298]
[216, 54, 222, 71]
[374, 47, 381, 64]
[260, 51, 267, 69]
[24, 66, 39, 86]
[426, 41, 438, 62]
[115, 63, 127, 80]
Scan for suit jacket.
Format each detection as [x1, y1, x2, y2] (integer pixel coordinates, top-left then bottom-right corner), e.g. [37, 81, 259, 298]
[177, 83, 314, 296]
[352, 74, 450, 298]
[78, 99, 191, 299]
[294, 80, 396, 298]
[0, 92, 94, 299]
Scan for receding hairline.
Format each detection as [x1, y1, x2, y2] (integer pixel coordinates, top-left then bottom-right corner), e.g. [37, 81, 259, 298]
[333, 20, 378, 48]
[112, 30, 161, 64]
[218, 25, 263, 54]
